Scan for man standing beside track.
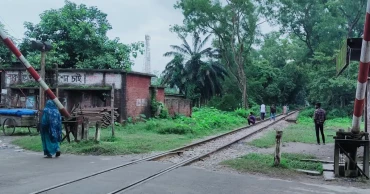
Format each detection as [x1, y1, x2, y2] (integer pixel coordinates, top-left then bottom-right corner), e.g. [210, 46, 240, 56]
[314, 102, 326, 145]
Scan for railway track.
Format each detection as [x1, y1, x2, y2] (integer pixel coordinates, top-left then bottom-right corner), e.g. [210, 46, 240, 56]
[30, 111, 297, 194]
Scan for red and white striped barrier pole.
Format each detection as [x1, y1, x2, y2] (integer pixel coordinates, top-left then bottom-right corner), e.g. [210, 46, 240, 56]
[0, 28, 70, 118]
[352, 0, 370, 133]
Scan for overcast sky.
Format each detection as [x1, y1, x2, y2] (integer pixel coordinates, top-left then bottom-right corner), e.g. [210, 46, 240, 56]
[0, 0, 276, 74]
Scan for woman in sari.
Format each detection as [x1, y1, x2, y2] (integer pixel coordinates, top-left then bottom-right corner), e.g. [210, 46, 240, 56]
[41, 100, 62, 158]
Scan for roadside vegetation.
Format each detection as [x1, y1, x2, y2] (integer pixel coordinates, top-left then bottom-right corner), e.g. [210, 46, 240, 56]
[222, 153, 323, 176]
[13, 107, 258, 155]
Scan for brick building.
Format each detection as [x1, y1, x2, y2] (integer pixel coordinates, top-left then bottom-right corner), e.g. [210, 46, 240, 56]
[0, 67, 156, 122]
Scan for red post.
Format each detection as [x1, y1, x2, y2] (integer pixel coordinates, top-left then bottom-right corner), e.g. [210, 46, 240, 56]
[0, 28, 70, 118]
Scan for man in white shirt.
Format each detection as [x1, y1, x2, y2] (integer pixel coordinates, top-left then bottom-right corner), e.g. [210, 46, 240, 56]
[260, 104, 266, 120]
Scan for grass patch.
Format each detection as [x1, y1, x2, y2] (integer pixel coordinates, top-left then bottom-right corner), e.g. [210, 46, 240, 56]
[12, 130, 193, 155]
[249, 114, 359, 148]
[12, 107, 248, 155]
[222, 153, 323, 176]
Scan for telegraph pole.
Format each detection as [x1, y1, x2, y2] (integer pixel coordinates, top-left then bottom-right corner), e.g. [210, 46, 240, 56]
[39, 45, 46, 111]
[30, 40, 53, 129]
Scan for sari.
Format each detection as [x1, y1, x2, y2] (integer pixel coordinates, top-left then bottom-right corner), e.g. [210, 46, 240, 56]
[40, 100, 62, 157]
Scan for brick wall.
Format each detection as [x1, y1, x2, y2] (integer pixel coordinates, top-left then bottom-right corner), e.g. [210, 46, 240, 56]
[125, 74, 151, 119]
[156, 88, 165, 103]
[165, 95, 192, 117]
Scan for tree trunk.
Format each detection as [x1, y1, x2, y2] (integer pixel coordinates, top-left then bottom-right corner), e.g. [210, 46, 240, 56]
[242, 82, 248, 109]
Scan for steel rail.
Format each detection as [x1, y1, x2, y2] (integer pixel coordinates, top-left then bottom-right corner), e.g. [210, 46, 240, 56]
[108, 111, 297, 194]
[30, 112, 289, 194]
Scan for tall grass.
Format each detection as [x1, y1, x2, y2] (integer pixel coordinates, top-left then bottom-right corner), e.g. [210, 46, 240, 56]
[12, 107, 249, 155]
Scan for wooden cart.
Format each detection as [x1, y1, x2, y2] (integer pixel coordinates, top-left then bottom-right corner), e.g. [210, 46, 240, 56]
[0, 109, 38, 136]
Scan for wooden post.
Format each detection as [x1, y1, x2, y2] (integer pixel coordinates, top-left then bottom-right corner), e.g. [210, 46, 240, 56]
[95, 121, 101, 142]
[334, 143, 340, 176]
[55, 63, 59, 98]
[82, 117, 89, 140]
[111, 83, 115, 137]
[274, 130, 283, 166]
[76, 117, 83, 142]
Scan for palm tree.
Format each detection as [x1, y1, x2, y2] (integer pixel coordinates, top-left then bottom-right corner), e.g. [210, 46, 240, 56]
[162, 32, 228, 103]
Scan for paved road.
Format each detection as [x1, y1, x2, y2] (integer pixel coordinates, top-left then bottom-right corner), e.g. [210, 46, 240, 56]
[1, 135, 369, 194]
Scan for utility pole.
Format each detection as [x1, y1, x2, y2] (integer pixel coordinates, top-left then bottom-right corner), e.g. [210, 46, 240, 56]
[111, 83, 115, 137]
[30, 40, 53, 129]
[55, 63, 59, 98]
[39, 45, 46, 112]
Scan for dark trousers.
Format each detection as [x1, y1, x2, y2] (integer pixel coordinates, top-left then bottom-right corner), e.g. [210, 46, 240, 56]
[315, 123, 325, 144]
[248, 120, 255, 125]
[260, 113, 265, 120]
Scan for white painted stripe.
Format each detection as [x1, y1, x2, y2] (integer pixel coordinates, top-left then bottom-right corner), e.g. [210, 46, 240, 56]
[52, 98, 64, 109]
[355, 81, 367, 99]
[360, 40, 370, 63]
[352, 115, 361, 132]
[0, 29, 8, 39]
[367, 0, 370, 13]
[18, 55, 32, 68]
[39, 80, 49, 90]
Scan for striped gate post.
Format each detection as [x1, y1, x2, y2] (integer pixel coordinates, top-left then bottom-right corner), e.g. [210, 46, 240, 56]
[352, 0, 370, 133]
[0, 28, 71, 118]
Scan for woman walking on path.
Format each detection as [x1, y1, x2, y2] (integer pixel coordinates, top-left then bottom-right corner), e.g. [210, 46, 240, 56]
[41, 100, 62, 158]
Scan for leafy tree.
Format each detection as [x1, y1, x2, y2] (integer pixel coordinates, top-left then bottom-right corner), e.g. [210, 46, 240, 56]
[256, 0, 365, 114]
[0, 22, 17, 67]
[20, 0, 143, 69]
[162, 32, 227, 103]
[173, 0, 259, 109]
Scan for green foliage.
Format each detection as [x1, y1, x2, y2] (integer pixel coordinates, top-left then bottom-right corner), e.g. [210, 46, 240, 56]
[173, 0, 259, 108]
[0, 22, 18, 65]
[159, 106, 170, 119]
[222, 153, 322, 175]
[298, 108, 315, 118]
[20, 0, 144, 69]
[170, 0, 365, 111]
[162, 32, 228, 103]
[13, 107, 250, 155]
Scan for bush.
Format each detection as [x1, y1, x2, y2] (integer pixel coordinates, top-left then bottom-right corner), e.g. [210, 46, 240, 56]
[121, 107, 247, 136]
[234, 108, 248, 118]
[159, 106, 170, 119]
[157, 123, 193, 135]
[299, 107, 315, 118]
[326, 108, 348, 119]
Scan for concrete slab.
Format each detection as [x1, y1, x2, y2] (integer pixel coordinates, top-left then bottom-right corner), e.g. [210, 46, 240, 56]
[2, 135, 370, 194]
[45, 161, 171, 194]
[0, 135, 143, 194]
[124, 166, 370, 194]
[323, 164, 334, 171]
[295, 169, 321, 176]
[323, 171, 336, 181]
